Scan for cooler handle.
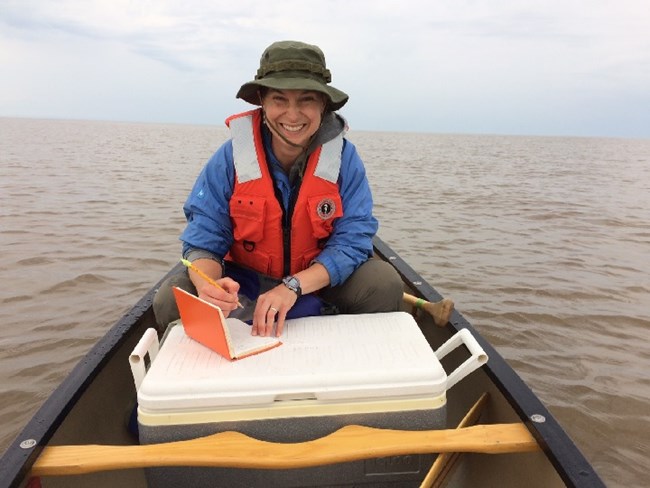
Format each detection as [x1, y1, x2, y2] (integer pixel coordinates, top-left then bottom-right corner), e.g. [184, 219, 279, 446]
[129, 328, 159, 391]
[435, 328, 488, 391]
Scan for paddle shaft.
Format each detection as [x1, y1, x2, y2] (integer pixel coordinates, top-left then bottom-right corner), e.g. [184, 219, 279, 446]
[31, 423, 539, 477]
[420, 392, 490, 488]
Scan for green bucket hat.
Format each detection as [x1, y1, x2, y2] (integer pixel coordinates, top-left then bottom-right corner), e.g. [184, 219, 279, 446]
[236, 40, 349, 111]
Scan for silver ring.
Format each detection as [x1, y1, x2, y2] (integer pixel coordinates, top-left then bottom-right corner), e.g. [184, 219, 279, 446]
[269, 307, 278, 313]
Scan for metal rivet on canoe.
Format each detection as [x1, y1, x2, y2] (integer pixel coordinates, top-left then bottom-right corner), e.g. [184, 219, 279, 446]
[530, 414, 546, 423]
[19, 439, 37, 449]
[388, 256, 397, 260]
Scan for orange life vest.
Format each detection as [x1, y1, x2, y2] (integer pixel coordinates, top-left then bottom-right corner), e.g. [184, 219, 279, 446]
[225, 109, 344, 279]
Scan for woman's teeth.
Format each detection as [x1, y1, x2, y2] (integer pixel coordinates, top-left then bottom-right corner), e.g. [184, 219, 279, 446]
[282, 124, 304, 132]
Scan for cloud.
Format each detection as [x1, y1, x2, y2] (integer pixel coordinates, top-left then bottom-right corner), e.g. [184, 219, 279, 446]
[1, 0, 649, 136]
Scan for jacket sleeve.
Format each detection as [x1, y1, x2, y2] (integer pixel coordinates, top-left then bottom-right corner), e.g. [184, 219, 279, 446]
[179, 141, 235, 259]
[313, 139, 377, 286]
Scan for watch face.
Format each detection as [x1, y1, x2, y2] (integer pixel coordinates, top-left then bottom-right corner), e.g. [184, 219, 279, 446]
[283, 276, 301, 295]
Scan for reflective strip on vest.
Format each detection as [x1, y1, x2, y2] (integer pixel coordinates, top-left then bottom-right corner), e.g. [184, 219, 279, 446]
[230, 116, 343, 184]
[314, 132, 344, 183]
[230, 115, 262, 183]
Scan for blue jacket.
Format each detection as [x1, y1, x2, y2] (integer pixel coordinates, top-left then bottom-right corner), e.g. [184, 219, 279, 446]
[180, 124, 377, 286]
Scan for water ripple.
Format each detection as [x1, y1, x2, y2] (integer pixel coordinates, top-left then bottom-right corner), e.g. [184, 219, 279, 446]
[1, 120, 648, 487]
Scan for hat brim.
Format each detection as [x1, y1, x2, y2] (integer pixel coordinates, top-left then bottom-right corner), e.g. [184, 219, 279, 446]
[237, 77, 348, 111]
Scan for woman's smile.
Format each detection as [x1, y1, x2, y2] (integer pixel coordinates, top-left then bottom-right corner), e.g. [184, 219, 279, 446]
[263, 89, 325, 152]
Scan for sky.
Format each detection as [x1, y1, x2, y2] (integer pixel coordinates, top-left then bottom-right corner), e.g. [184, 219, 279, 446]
[1, 0, 649, 138]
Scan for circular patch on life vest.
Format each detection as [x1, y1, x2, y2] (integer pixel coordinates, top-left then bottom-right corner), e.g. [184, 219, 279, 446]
[316, 198, 336, 220]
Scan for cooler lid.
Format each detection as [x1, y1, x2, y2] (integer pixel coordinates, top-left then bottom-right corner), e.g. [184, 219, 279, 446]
[137, 312, 448, 411]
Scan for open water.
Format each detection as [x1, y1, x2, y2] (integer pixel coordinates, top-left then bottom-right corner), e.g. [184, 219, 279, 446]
[1, 117, 649, 487]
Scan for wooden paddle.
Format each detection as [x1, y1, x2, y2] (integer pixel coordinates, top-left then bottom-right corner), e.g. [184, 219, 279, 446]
[31, 423, 539, 477]
[420, 392, 490, 488]
[403, 292, 454, 326]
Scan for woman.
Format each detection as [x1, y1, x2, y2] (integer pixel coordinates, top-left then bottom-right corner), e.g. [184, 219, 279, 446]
[153, 40, 404, 337]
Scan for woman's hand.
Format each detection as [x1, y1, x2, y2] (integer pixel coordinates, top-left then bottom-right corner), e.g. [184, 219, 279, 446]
[186, 258, 240, 317]
[252, 263, 331, 337]
[195, 277, 241, 317]
[252, 284, 298, 337]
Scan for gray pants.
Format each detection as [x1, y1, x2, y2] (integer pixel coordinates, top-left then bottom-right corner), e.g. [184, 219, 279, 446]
[152, 258, 404, 329]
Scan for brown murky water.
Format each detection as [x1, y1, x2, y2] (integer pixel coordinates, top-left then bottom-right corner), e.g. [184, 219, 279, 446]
[1, 118, 649, 486]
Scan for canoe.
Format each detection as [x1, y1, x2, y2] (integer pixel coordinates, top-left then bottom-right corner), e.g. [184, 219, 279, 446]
[0, 236, 605, 488]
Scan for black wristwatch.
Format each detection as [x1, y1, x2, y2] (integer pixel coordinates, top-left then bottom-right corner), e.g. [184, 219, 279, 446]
[282, 275, 302, 297]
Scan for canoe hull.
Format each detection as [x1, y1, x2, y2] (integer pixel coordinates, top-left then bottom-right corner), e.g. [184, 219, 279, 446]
[0, 236, 605, 488]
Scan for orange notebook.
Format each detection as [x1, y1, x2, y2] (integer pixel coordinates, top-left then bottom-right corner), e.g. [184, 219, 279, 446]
[172, 287, 282, 360]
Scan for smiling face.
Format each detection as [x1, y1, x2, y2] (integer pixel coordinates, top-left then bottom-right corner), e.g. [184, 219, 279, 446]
[261, 89, 326, 151]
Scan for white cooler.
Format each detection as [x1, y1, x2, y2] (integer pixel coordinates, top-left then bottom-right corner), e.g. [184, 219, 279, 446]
[130, 311, 487, 487]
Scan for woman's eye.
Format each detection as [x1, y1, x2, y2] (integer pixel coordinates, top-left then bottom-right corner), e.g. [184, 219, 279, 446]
[300, 97, 319, 105]
[270, 95, 287, 103]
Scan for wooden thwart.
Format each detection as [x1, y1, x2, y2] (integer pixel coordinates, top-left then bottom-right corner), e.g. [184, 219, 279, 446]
[31, 422, 539, 477]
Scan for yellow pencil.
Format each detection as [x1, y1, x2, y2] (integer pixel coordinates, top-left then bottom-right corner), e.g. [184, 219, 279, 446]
[180, 259, 244, 309]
